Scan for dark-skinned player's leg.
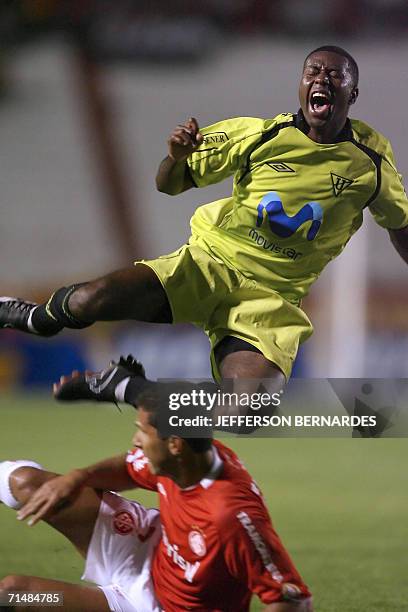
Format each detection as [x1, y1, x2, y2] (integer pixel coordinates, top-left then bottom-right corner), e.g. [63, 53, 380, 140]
[215, 336, 286, 391]
[2, 263, 287, 393]
[68, 264, 172, 324]
[1, 262, 287, 390]
[218, 347, 286, 382]
[0, 264, 172, 336]
[211, 337, 286, 430]
[0, 467, 109, 612]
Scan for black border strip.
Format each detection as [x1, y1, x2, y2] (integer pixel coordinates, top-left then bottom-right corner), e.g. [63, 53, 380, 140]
[350, 139, 382, 208]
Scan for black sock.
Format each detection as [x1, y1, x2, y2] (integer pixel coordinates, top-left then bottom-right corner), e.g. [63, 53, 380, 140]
[31, 284, 91, 336]
[124, 378, 153, 405]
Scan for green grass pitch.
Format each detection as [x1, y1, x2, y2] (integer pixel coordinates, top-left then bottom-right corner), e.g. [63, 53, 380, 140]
[1, 394, 407, 611]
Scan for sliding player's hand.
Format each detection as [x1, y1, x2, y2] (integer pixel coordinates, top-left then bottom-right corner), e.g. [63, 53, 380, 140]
[16, 471, 85, 526]
[168, 117, 203, 161]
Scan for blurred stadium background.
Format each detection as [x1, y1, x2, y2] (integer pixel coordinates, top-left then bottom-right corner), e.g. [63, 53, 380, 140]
[1, 3, 408, 611]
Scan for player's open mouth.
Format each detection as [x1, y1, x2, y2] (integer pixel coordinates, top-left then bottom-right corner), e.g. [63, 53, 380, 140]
[309, 91, 333, 120]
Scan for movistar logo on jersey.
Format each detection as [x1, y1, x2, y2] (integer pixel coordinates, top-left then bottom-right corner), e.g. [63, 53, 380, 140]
[256, 192, 323, 241]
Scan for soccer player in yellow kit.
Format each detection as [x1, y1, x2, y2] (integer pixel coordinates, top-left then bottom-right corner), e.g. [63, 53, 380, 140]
[1, 46, 408, 388]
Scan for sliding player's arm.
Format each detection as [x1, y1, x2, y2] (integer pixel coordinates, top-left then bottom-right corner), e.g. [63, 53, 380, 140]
[156, 117, 203, 195]
[67, 453, 137, 491]
[219, 501, 311, 610]
[16, 454, 136, 526]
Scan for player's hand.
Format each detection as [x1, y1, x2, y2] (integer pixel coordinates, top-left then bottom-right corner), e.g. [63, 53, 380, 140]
[16, 470, 86, 526]
[168, 117, 203, 162]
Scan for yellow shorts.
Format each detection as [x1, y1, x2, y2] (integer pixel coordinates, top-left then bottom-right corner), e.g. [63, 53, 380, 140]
[138, 244, 313, 381]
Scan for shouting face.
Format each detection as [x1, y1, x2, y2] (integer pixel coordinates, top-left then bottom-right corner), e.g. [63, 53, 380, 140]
[299, 50, 358, 143]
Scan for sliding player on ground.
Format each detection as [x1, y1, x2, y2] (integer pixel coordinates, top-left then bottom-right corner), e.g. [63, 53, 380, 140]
[0, 358, 312, 612]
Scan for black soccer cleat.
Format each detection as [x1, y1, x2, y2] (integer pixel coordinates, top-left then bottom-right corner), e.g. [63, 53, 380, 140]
[0, 297, 38, 333]
[54, 355, 146, 403]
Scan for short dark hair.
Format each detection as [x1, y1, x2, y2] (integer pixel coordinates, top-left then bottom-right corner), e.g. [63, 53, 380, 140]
[304, 45, 359, 87]
[136, 385, 213, 453]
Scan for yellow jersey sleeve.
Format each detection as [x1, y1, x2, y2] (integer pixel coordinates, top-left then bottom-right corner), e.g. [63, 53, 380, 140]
[187, 117, 266, 188]
[369, 140, 408, 229]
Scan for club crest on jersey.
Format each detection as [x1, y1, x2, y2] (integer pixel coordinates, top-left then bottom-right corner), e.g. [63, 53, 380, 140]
[331, 172, 353, 197]
[188, 529, 207, 557]
[113, 510, 136, 535]
[256, 192, 323, 241]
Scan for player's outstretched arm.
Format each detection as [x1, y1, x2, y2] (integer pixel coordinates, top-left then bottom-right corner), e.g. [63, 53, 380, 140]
[16, 454, 134, 526]
[389, 225, 408, 264]
[156, 117, 203, 195]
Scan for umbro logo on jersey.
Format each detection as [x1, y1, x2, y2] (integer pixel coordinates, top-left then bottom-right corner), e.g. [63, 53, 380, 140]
[331, 173, 353, 197]
[266, 161, 295, 173]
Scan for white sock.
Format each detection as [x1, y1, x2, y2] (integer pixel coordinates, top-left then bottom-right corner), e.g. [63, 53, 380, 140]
[0, 460, 43, 509]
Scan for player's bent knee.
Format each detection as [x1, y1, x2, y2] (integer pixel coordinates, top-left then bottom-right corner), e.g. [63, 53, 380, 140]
[9, 467, 56, 502]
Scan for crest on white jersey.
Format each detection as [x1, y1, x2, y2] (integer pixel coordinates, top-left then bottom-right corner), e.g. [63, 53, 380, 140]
[113, 510, 135, 535]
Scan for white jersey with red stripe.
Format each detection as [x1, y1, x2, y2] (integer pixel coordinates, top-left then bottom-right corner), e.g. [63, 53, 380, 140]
[126, 440, 310, 611]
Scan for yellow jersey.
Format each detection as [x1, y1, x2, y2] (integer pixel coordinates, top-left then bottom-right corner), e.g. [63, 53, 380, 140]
[187, 112, 408, 303]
